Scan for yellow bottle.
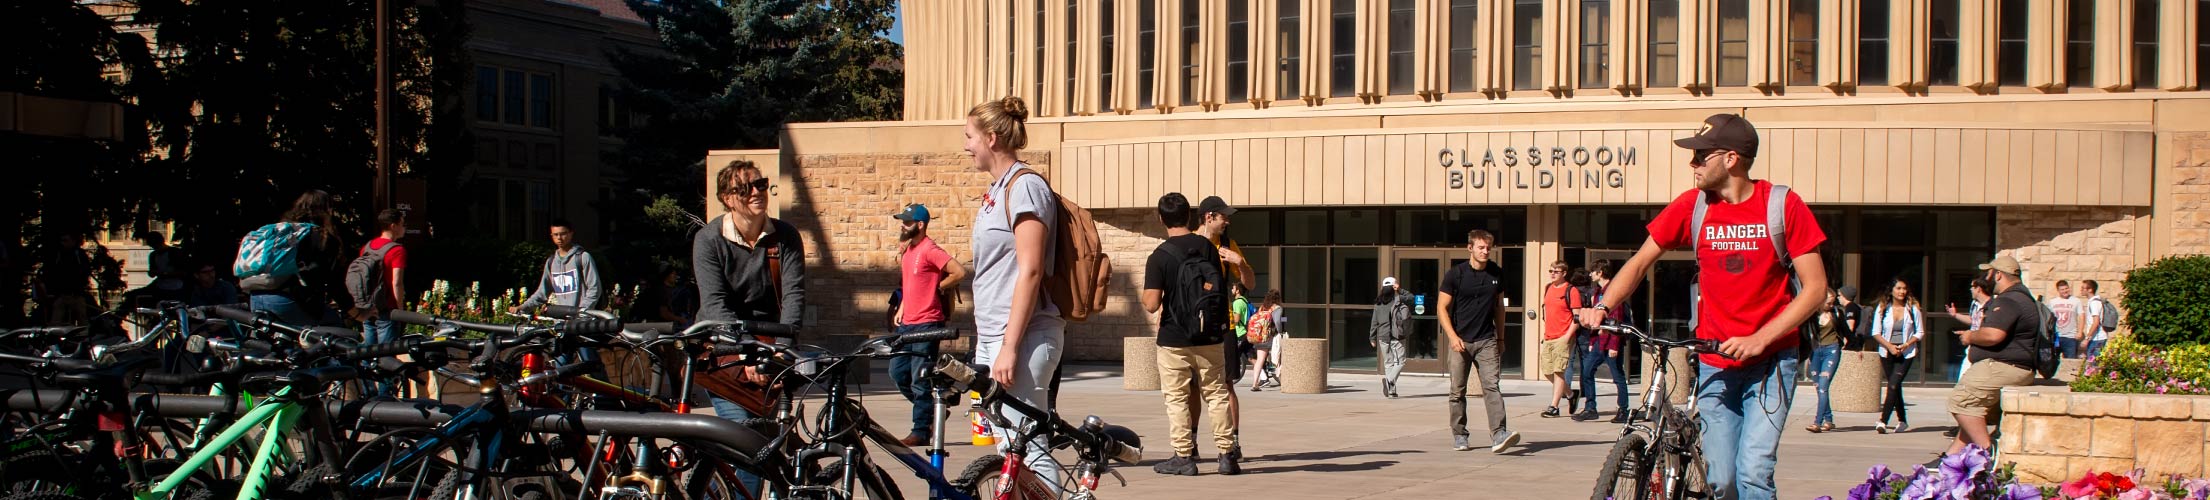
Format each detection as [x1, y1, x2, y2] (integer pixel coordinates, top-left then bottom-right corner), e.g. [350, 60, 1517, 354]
[969, 391, 996, 446]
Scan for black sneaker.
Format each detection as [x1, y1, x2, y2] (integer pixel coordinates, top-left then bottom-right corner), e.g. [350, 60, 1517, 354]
[1610, 411, 1630, 424]
[1152, 455, 1198, 476]
[1571, 409, 1598, 422]
[1218, 453, 1242, 475]
[1541, 406, 1562, 418]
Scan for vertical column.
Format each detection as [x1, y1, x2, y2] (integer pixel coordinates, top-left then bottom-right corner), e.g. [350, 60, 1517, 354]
[1748, 0, 1786, 93]
[1521, 205, 1562, 382]
[1819, 0, 1860, 91]
[989, 0, 1009, 101]
[1547, 0, 1578, 94]
[1200, 0, 1225, 108]
[1045, 0, 1066, 117]
[1355, 0, 1377, 101]
[1075, 0, 1098, 115]
[1115, 0, 1139, 113]
[1252, 0, 1279, 104]
[2094, 0, 2134, 90]
[1960, 0, 2002, 92]
[1680, 0, 1715, 91]
[1302, 0, 1329, 103]
[1158, 0, 1183, 112]
[1889, 0, 1930, 90]
[1478, 0, 1511, 94]
[2158, 0, 2197, 91]
[2030, 0, 2065, 91]
[1611, 0, 1648, 92]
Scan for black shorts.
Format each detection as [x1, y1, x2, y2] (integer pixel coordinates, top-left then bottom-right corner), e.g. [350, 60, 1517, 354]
[1223, 337, 1247, 382]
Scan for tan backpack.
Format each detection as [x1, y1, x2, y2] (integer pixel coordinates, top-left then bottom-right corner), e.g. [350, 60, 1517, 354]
[1002, 168, 1112, 322]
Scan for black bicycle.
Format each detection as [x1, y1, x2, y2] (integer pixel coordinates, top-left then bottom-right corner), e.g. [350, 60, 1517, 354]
[1590, 321, 1713, 500]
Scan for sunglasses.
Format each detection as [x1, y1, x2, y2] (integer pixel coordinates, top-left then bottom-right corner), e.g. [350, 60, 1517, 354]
[724, 178, 772, 196]
[1690, 149, 1728, 167]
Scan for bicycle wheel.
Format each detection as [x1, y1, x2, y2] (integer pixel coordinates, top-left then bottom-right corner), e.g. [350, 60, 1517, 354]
[950, 455, 1005, 500]
[1590, 434, 1653, 500]
[1, 448, 85, 496]
[804, 459, 901, 500]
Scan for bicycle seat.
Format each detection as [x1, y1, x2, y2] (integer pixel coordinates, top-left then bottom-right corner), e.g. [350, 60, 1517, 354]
[309, 326, 364, 344]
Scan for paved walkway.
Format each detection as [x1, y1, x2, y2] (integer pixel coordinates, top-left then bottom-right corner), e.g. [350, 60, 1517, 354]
[856, 364, 1960, 500]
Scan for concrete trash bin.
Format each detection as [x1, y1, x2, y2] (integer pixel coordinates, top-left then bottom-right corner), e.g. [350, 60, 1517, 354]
[1123, 336, 1159, 391]
[1281, 338, 1328, 394]
[1829, 350, 1884, 413]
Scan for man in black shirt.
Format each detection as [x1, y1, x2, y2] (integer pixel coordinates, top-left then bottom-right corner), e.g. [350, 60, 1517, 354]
[1438, 229, 1520, 453]
[1944, 254, 2041, 457]
[1140, 193, 1239, 476]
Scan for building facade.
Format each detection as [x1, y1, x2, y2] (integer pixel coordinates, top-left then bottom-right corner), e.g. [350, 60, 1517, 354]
[711, 0, 2210, 386]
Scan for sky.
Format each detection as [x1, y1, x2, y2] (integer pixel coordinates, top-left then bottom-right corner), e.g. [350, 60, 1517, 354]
[887, 3, 902, 45]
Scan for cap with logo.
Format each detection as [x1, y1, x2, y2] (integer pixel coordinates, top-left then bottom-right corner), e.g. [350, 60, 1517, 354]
[1198, 196, 1238, 217]
[891, 204, 931, 223]
[1978, 255, 2022, 276]
[1382, 277, 1398, 288]
[1674, 113, 1761, 158]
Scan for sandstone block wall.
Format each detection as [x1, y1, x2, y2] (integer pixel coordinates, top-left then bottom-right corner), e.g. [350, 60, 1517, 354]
[1998, 206, 2145, 307]
[2169, 132, 2210, 256]
[2000, 387, 2210, 485]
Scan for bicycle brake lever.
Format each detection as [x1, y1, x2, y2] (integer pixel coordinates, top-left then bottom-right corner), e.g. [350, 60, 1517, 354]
[1104, 467, 1126, 487]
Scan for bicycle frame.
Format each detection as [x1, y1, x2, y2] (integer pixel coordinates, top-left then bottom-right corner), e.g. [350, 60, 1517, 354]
[141, 385, 345, 500]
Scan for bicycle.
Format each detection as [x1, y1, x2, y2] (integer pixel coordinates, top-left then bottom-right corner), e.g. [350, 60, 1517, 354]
[930, 356, 1141, 500]
[1589, 321, 1713, 500]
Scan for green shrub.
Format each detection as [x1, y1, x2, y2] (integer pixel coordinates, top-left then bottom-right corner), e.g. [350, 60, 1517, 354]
[2118, 255, 2210, 346]
[2071, 336, 2210, 395]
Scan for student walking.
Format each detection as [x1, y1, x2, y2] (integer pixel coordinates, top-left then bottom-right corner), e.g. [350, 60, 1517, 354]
[1247, 290, 1284, 391]
[2080, 280, 2116, 358]
[1871, 278, 1925, 434]
[1441, 230, 1521, 453]
[890, 203, 967, 446]
[1575, 264, 1630, 423]
[964, 96, 1074, 489]
[1369, 279, 1409, 398]
[239, 190, 346, 327]
[512, 220, 603, 314]
[1539, 261, 1579, 419]
[1805, 287, 1845, 433]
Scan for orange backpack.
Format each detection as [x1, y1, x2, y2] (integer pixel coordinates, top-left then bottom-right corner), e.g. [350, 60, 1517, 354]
[1003, 168, 1112, 322]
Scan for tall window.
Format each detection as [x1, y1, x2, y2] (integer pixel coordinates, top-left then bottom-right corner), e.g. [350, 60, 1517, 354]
[1331, 0, 1356, 97]
[1579, 0, 1610, 89]
[1102, 0, 1117, 108]
[1228, 0, 1251, 102]
[1036, 6, 1046, 111]
[1931, 0, 1960, 85]
[1139, 0, 1157, 108]
[2199, 0, 2207, 89]
[1998, 0, 2028, 86]
[2133, 0, 2158, 87]
[1650, 0, 1680, 88]
[1278, 0, 1302, 98]
[480, 66, 556, 128]
[475, 67, 498, 121]
[1067, 0, 1079, 114]
[1716, 0, 1749, 86]
[1388, 0, 1416, 94]
[2066, 0, 2092, 86]
[503, 70, 525, 124]
[1787, 0, 1818, 85]
[1183, 0, 1202, 106]
[1861, 0, 1891, 86]
[1449, 0, 1479, 92]
[1512, 0, 1541, 90]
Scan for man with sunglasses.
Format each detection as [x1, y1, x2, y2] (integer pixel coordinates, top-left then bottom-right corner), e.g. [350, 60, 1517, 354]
[1577, 114, 1829, 500]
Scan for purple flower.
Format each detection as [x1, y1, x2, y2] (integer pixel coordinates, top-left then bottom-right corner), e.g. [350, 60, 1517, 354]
[1941, 447, 1992, 485]
[1846, 482, 1879, 500]
[1869, 464, 1893, 483]
[1900, 470, 1944, 500]
[1998, 483, 2044, 500]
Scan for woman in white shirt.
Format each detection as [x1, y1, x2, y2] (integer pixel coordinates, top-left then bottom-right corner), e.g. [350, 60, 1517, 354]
[1871, 278, 1924, 434]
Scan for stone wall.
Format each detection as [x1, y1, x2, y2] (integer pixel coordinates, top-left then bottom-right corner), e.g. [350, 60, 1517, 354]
[2000, 387, 2210, 484]
[2172, 132, 2210, 256]
[1998, 206, 2145, 304]
[777, 152, 1166, 361]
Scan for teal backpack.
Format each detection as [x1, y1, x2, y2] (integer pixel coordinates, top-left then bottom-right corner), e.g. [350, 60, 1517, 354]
[233, 222, 316, 291]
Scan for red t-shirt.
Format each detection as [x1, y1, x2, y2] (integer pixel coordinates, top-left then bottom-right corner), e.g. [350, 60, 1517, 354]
[898, 237, 954, 326]
[1646, 181, 1826, 370]
[1542, 282, 1575, 341]
[364, 237, 408, 309]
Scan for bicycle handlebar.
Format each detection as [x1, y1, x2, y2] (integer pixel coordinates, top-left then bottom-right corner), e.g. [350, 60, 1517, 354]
[931, 355, 1141, 465]
[1598, 321, 1718, 354]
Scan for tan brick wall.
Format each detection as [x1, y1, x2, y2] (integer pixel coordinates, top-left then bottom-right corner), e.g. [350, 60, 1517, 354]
[1999, 206, 2145, 303]
[2000, 388, 2210, 485]
[778, 151, 1170, 361]
[2171, 132, 2210, 256]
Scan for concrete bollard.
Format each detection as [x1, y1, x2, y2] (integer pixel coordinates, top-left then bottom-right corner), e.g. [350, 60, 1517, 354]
[1123, 336, 1159, 391]
[1637, 348, 1696, 405]
[1281, 338, 1329, 394]
[1830, 350, 1884, 413]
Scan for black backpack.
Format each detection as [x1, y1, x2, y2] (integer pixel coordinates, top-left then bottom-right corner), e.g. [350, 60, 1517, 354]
[1167, 242, 1230, 345]
[2008, 288, 2063, 379]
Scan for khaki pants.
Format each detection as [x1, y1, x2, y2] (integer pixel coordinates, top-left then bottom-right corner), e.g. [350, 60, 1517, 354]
[1158, 344, 1236, 456]
[1448, 337, 1509, 439]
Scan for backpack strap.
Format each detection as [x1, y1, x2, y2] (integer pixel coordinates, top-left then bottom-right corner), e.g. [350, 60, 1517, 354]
[1767, 184, 1791, 263]
[1000, 166, 1048, 229]
[1690, 191, 1710, 249]
[766, 245, 783, 316]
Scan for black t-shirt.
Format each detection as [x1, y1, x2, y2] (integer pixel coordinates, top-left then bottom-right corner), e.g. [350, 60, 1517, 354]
[1441, 261, 1503, 343]
[1972, 283, 2044, 365]
[1144, 234, 1224, 347]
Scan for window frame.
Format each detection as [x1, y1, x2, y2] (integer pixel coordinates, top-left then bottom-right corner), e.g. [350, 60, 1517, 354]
[1786, 0, 1818, 87]
[1511, 0, 1542, 91]
[1183, 0, 1203, 106]
[1929, 0, 1961, 86]
[1387, 0, 1417, 95]
[1330, 0, 1357, 98]
[1578, 0, 1611, 90]
[1648, 0, 1681, 89]
[1228, 0, 1252, 103]
[2065, 0, 2093, 87]
[1859, 0, 1892, 87]
[1138, 0, 1158, 109]
[1448, 0, 1480, 93]
[1715, 0, 1749, 87]
[2132, 0, 2158, 88]
[1997, 0, 2029, 86]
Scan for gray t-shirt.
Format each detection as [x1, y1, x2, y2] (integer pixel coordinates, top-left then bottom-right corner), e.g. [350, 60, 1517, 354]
[971, 164, 1063, 340]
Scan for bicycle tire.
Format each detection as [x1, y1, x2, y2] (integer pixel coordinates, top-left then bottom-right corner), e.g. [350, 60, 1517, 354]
[143, 458, 239, 500]
[0, 492, 94, 500]
[1, 448, 82, 496]
[807, 460, 901, 500]
[681, 457, 773, 500]
[1590, 433, 1653, 500]
[950, 455, 1005, 500]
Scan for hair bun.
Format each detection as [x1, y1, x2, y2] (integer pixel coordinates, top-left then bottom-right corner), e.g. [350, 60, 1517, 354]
[1000, 96, 1029, 122]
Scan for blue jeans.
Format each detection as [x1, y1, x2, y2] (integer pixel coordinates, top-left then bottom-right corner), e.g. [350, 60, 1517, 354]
[248, 293, 319, 326]
[2058, 337, 2082, 358]
[1696, 346, 1799, 500]
[2084, 338, 2108, 358]
[710, 396, 766, 497]
[890, 322, 946, 436]
[1806, 343, 1842, 426]
[1578, 341, 1629, 412]
[362, 316, 398, 397]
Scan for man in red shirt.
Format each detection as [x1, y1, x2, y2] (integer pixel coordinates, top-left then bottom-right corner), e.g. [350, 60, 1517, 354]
[360, 209, 409, 396]
[1578, 114, 1829, 500]
[1539, 261, 1577, 418]
[892, 203, 967, 446]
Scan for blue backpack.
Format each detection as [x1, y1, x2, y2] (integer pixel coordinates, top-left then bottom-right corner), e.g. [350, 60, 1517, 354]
[234, 222, 316, 291]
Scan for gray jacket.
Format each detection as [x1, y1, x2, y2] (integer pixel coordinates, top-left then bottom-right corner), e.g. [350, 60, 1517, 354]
[1369, 291, 1411, 343]
[520, 247, 601, 311]
[693, 215, 806, 339]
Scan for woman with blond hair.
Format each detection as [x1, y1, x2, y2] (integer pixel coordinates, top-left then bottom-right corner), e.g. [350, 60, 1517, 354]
[963, 95, 1068, 491]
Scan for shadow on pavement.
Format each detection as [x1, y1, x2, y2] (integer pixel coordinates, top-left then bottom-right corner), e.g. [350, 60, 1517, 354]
[1243, 460, 1401, 474]
[1497, 439, 1610, 456]
[1246, 449, 1421, 463]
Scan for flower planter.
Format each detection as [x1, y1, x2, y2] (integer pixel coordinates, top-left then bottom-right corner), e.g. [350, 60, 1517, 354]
[1998, 386, 2210, 485]
[1828, 350, 1885, 414]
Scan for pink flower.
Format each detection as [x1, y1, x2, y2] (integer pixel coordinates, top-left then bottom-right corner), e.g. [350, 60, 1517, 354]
[2114, 488, 2152, 500]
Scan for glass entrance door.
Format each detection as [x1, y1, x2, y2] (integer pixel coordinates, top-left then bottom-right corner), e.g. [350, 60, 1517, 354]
[1387, 249, 1525, 375]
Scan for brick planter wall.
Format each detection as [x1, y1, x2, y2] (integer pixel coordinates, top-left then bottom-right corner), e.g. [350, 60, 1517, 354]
[1999, 387, 2210, 484]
